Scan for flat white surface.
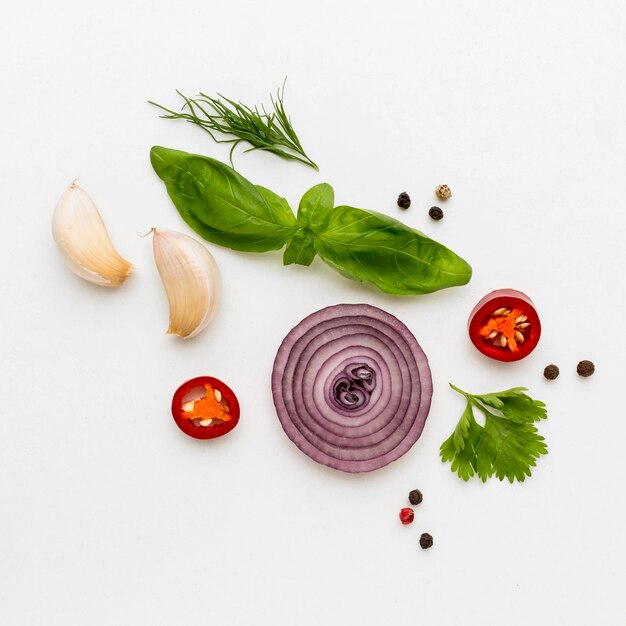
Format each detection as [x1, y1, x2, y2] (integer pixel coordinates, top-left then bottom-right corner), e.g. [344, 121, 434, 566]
[1, 1, 625, 624]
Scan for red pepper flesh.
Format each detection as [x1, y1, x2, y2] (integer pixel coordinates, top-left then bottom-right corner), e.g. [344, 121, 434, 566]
[468, 289, 541, 362]
[171, 376, 240, 440]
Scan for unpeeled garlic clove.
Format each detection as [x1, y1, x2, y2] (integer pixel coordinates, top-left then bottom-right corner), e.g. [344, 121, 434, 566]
[151, 229, 221, 338]
[52, 181, 133, 287]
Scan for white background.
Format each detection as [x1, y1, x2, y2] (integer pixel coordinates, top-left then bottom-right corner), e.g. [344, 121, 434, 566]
[1, 1, 625, 624]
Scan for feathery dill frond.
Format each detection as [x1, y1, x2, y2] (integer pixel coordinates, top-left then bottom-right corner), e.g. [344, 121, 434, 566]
[149, 81, 318, 170]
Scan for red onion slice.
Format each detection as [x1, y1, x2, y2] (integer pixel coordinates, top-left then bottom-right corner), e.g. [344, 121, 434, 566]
[271, 304, 433, 473]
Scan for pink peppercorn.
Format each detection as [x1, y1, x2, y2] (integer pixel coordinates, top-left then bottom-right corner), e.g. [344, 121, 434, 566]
[399, 508, 414, 525]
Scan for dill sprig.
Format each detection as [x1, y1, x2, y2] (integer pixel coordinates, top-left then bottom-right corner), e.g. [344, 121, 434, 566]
[148, 82, 318, 170]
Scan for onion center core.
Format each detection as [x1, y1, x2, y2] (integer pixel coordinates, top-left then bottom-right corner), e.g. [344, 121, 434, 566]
[331, 362, 376, 411]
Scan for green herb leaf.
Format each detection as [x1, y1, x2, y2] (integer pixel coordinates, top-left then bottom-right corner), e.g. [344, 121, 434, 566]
[283, 183, 334, 266]
[440, 403, 482, 481]
[283, 229, 316, 266]
[477, 388, 547, 424]
[476, 413, 547, 482]
[441, 384, 548, 483]
[254, 185, 293, 219]
[149, 82, 318, 170]
[296, 183, 334, 231]
[150, 146, 297, 252]
[150, 147, 472, 295]
[313, 206, 472, 295]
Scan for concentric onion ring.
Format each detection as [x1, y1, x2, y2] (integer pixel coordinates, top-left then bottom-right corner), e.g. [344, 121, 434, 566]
[271, 304, 433, 473]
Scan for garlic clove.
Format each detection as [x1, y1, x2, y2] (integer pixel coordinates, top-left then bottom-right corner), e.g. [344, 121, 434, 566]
[151, 229, 221, 339]
[52, 181, 133, 287]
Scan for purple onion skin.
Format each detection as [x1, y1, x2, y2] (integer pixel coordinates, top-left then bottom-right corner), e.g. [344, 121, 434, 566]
[271, 304, 433, 473]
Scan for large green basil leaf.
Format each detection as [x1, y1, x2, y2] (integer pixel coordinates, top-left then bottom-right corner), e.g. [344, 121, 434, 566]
[313, 205, 472, 295]
[150, 146, 297, 252]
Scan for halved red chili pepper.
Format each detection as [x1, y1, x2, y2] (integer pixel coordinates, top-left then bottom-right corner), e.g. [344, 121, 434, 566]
[468, 289, 541, 362]
[171, 376, 240, 439]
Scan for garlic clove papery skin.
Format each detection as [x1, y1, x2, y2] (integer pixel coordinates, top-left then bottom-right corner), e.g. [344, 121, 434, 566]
[152, 229, 221, 339]
[52, 182, 133, 287]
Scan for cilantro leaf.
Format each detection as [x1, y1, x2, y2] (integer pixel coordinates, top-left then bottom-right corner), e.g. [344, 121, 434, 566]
[440, 384, 549, 483]
[440, 403, 482, 481]
[477, 387, 547, 424]
[476, 414, 547, 482]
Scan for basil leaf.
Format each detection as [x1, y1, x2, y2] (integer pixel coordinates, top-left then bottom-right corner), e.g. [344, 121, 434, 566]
[296, 183, 334, 231]
[150, 146, 297, 252]
[313, 206, 472, 295]
[151, 147, 472, 295]
[283, 183, 334, 266]
[283, 230, 316, 266]
[254, 185, 293, 220]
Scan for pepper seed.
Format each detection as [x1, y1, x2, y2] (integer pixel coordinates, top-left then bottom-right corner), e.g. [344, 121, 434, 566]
[543, 364, 560, 380]
[429, 206, 444, 220]
[576, 360, 595, 377]
[397, 192, 411, 209]
[435, 184, 451, 200]
[408, 489, 423, 505]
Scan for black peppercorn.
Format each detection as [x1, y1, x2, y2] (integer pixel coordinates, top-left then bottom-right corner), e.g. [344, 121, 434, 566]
[419, 533, 433, 549]
[429, 206, 444, 221]
[577, 360, 595, 377]
[543, 364, 560, 380]
[408, 489, 423, 505]
[397, 192, 411, 209]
